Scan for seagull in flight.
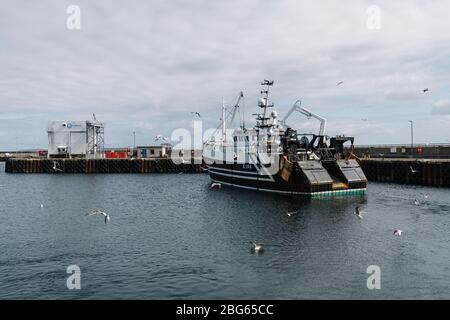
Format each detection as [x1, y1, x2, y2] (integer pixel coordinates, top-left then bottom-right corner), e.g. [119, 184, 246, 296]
[355, 206, 364, 219]
[191, 112, 201, 118]
[209, 182, 222, 189]
[250, 241, 264, 252]
[336, 81, 344, 86]
[410, 166, 420, 174]
[422, 88, 429, 93]
[286, 210, 298, 217]
[393, 229, 403, 236]
[155, 135, 169, 142]
[87, 209, 110, 224]
[52, 161, 63, 172]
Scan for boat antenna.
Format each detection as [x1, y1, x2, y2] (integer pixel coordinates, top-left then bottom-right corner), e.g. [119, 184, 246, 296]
[257, 79, 274, 128]
[222, 96, 226, 142]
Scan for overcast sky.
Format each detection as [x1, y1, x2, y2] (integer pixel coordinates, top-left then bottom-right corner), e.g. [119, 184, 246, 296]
[1, 0, 450, 150]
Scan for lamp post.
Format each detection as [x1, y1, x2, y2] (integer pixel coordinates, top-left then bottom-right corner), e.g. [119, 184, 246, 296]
[133, 131, 136, 149]
[408, 120, 414, 156]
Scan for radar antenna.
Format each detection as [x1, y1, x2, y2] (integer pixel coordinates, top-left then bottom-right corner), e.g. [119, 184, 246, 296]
[256, 79, 275, 128]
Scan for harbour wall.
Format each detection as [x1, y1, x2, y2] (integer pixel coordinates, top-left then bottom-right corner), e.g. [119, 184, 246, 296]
[351, 144, 450, 159]
[4, 157, 450, 188]
[360, 159, 450, 187]
[4, 158, 204, 174]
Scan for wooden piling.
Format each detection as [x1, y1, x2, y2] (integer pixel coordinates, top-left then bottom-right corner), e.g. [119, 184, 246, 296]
[4, 157, 450, 188]
[360, 158, 450, 187]
[4, 158, 205, 174]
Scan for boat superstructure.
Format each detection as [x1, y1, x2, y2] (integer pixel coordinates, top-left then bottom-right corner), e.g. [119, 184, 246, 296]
[203, 80, 367, 197]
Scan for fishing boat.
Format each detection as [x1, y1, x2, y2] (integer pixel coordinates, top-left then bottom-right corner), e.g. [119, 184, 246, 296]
[203, 80, 367, 197]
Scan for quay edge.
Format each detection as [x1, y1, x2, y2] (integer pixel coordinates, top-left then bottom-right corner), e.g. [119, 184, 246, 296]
[4, 157, 450, 189]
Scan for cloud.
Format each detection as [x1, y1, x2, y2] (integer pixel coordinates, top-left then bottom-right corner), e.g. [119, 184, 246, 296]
[384, 88, 421, 101]
[432, 99, 450, 115]
[1, 0, 450, 149]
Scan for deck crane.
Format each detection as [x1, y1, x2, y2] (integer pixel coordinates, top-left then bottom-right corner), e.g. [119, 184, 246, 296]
[282, 100, 327, 136]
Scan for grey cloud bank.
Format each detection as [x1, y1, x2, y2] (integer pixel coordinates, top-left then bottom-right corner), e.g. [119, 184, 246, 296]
[1, 0, 450, 149]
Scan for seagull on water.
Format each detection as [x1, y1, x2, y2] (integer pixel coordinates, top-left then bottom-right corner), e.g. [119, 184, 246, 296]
[355, 206, 364, 219]
[209, 182, 222, 189]
[52, 161, 63, 172]
[410, 166, 420, 174]
[393, 229, 403, 236]
[191, 112, 201, 118]
[87, 209, 110, 224]
[422, 193, 429, 199]
[286, 210, 298, 217]
[250, 241, 264, 252]
[40, 204, 44, 208]
[414, 198, 421, 206]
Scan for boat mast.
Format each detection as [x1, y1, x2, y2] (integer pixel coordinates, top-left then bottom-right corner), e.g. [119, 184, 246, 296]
[257, 79, 274, 128]
[222, 96, 226, 142]
[241, 91, 245, 130]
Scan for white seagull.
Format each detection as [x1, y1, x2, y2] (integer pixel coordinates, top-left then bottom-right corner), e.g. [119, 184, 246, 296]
[410, 166, 420, 174]
[191, 111, 201, 118]
[155, 134, 169, 142]
[355, 206, 364, 219]
[87, 209, 110, 224]
[40, 204, 44, 208]
[209, 182, 222, 189]
[422, 193, 429, 199]
[393, 229, 403, 236]
[250, 241, 264, 252]
[286, 210, 298, 217]
[414, 199, 421, 206]
[52, 161, 63, 172]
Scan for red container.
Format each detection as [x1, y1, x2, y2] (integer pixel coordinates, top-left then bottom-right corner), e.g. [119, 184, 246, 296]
[105, 151, 128, 159]
[38, 150, 48, 157]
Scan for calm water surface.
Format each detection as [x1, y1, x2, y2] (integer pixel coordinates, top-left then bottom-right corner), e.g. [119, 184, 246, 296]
[0, 162, 449, 299]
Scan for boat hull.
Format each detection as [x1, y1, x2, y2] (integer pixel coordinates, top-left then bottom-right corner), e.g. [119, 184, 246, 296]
[206, 161, 367, 198]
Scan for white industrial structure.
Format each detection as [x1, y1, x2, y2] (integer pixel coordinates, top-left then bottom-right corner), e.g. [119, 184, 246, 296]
[47, 117, 105, 158]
